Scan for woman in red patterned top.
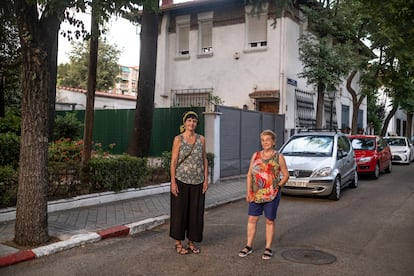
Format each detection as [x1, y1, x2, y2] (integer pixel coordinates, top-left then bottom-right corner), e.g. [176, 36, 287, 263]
[239, 129, 289, 260]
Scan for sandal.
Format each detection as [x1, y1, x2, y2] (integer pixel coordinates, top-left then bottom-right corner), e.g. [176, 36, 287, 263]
[262, 248, 273, 260]
[238, 245, 253, 257]
[187, 242, 200, 254]
[175, 244, 189, 255]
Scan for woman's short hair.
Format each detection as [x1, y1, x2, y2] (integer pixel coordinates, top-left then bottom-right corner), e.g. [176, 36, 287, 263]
[260, 129, 276, 141]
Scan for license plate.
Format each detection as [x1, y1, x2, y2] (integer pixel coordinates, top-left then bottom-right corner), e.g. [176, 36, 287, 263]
[286, 180, 308, 187]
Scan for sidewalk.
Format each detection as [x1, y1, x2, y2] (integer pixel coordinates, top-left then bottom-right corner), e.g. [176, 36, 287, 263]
[0, 176, 246, 267]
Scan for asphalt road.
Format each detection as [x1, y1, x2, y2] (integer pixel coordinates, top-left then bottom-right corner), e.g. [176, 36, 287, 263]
[1, 164, 413, 276]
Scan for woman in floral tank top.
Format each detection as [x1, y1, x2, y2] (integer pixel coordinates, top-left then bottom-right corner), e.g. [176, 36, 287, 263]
[239, 130, 289, 260]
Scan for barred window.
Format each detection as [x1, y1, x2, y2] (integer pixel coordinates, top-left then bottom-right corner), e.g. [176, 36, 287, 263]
[295, 89, 315, 128]
[171, 88, 213, 110]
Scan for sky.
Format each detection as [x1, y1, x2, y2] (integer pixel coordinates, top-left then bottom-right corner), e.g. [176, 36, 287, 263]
[58, 1, 191, 67]
[58, 12, 141, 67]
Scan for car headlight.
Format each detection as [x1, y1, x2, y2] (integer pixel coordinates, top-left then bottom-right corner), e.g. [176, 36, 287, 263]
[311, 167, 332, 177]
[359, 157, 372, 163]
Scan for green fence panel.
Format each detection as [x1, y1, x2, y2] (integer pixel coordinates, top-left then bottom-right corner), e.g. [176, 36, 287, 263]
[56, 107, 204, 157]
[150, 107, 205, 156]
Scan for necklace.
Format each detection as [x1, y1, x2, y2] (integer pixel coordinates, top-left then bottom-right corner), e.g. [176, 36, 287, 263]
[262, 150, 275, 159]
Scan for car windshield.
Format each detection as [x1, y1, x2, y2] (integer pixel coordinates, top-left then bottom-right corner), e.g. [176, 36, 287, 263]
[351, 138, 375, 150]
[385, 138, 407, 146]
[281, 135, 333, 156]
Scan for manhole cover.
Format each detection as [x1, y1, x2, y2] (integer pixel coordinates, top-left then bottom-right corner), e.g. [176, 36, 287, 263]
[281, 249, 336, 265]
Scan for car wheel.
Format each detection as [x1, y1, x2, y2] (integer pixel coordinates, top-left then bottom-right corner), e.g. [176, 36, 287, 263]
[385, 160, 392, 173]
[328, 177, 341, 201]
[372, 163, 380, 179]
[349, 170, 358, 188]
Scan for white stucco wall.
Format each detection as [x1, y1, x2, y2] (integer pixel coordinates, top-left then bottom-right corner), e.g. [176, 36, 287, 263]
[56, 88, 137, 111]
[155, 6, 367, 134]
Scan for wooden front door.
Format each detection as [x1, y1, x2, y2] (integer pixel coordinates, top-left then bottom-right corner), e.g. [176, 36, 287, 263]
[258, 101, 279, 114]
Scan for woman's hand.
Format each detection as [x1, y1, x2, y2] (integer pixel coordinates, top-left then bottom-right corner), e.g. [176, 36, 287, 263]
[246, 191, 254, 202]
[202, 181, 208, 194]
[171, 182, 179, 197]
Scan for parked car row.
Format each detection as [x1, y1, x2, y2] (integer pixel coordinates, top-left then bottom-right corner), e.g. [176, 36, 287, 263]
[278, 130, 413, 201]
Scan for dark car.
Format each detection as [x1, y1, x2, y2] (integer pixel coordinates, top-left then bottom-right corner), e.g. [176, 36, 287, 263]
[349, 135, 392, 179]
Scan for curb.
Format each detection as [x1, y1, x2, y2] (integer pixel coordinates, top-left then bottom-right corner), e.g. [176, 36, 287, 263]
[0, 215, 169, 268]
[0, 183, 171, 222]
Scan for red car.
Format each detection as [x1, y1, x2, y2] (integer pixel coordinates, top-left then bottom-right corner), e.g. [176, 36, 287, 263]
[349, 135, 392, 179]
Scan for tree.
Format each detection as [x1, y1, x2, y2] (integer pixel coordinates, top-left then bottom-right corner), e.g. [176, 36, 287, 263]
[356, 0, 414, 136]
[0, 0, 22, 115]
[128, 0, 159, 157]
[13, 0, 141, 246]
[14, 0, 66, 246]
[57, 39, 121, 91]
[298, 0, 355, 129]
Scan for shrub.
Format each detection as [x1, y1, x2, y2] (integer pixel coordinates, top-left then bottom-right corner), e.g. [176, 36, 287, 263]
[161, 151, 172, 177]
[53, 112, 83, 141]
[0, 165, 18, 208]
[49, 138, 83, 162]
[0, 132, 20, 168]
[89, 155, 150, 192]
[0, 108, 21, 135]
[48, 161, 82, 197]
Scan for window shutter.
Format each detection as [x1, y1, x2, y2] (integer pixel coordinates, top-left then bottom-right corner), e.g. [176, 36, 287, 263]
[200, 21, 212, 52]
[248, 14, 267, 43]
[178, 24, 190, 54]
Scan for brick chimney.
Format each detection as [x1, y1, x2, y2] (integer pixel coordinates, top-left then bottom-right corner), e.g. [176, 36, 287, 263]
[162, 0, 173, 7]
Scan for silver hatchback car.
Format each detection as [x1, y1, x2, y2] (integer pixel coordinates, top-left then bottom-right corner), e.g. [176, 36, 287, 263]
[279, 130, 358, 200]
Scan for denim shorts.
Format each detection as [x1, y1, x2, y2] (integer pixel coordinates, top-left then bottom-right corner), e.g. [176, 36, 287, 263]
[248, 193, 281, 220]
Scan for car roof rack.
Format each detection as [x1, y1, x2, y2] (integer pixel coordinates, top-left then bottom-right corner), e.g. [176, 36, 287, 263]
[298, 128, 339, 133]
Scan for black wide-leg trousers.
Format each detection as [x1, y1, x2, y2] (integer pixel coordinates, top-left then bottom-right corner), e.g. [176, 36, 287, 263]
[170, 179, 205, 242]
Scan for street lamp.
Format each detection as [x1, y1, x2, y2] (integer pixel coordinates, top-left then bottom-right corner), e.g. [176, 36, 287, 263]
[327, 88, 336, 130]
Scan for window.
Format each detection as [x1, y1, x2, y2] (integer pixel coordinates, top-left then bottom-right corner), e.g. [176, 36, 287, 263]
[198, 12, 213, 56]
[171, 88, 213, 109]
[245, 4, 268, 50]
[295, 89, 316, 128]
[176, 15, 190, 58]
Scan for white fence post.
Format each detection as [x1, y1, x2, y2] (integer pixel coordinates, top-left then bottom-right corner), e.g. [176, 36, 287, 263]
[203, 110, 222, 184]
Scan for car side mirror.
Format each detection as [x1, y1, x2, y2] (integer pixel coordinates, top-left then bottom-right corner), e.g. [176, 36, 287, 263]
[337, 150, 348, 159]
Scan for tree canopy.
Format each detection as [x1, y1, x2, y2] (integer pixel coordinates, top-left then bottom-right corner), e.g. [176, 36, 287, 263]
[57, 39, 121, 91]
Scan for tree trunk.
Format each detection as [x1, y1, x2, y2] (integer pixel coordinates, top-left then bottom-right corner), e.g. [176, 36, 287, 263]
[315, 82, 325, 129]
[81, 6, 99, 190]
[128, 1, 159, 157]
[346, 70, 366, 135]
[48, 34, 58, 140]
[14, 0, 61, 246]
[406, 111, 413, 138]
[0, 72, 4, 117]
[380, 104, 398, 137]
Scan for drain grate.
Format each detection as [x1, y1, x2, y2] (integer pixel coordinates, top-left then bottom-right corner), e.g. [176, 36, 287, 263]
[281, 249, 336, 265]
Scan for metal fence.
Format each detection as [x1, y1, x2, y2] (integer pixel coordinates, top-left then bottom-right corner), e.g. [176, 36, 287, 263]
[217, 106, 285, 177]
[56, 107, 205, 156]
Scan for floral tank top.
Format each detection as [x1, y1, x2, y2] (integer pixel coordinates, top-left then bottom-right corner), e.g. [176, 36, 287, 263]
[176, 134, 204, 185]
[249, 151, 281, 203]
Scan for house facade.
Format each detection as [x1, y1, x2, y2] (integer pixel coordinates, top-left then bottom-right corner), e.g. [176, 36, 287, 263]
[154, 0, 367, 139]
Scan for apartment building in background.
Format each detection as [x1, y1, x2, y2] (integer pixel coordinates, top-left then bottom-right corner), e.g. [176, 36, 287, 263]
[112, 65, 139, 96]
